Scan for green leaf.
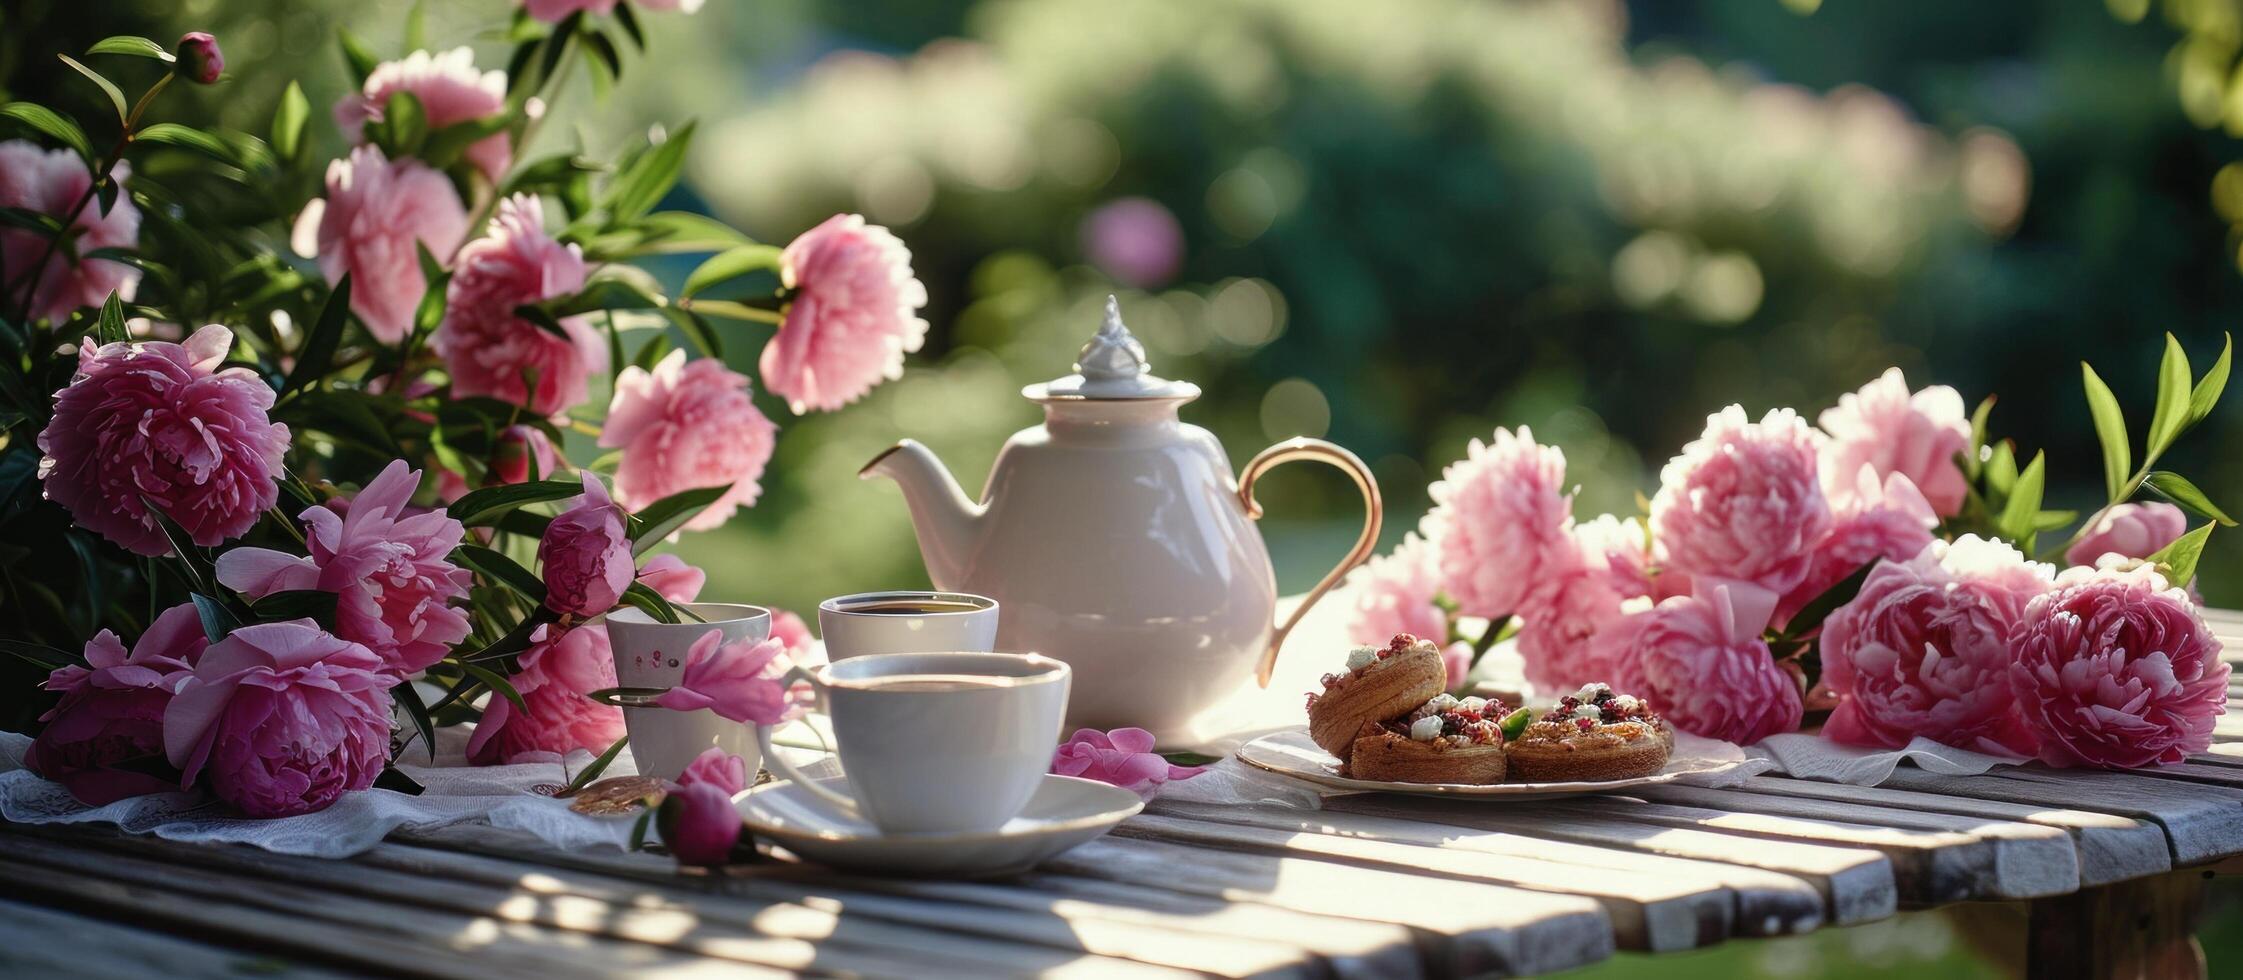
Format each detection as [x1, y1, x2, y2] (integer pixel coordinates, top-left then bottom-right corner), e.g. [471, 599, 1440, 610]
[583, 29, 623, 83]
[405, 0, 430, 52]
[512, 302, 572, 338]
[617, 581, 681, 624]
[615, 3, 648, 49]
[627, 484, 728, 552]
[382, 91, 428, 157]
[2147, 523, 2215, 588]
[458, 608, 554, 664]
[682, 244, 783, 298]
[2033, 509, 2080, 532]
[272, 81, 310, 162]
[0, 103, 94, 164]
[1998, 450, 2046, 548]
[1964, 394, 1995, 481]
[632, 332, 672, 371]
[133, 123, 237, 163]
[337, 29, 381, 86]
[562, 735, 630, 794]
[249, 589, 339, 628]
[2189, 332, 2232, 427]
[283, 275, 351, 394]
[1, 638, 86, 672]
[2145, 333, 2192, 461]
[0, 206, 65, 237]
[190, 592, 241, 645]
[2080, 362, 2129, 502]
[58, 55, 127, 126]
[604, 121, 694, 222]
[664, 307, 721, 358]
[393, 680, 438, 763]
[419, 115, 512, 171]
[446, 478, 584, 526]
[2142, 471, 2238, 526]
[627, 810, 653, 851]
[95, 292, 128, 344]
[87, 36, 174, 62]
[374, 767, 425, 795]
[459, 661, 528, 713]
[548, 278, 665, 317]
[455, 544, 551, 605]
[1781, 559, 1879, 636]
[1985, 441, 2018, 499]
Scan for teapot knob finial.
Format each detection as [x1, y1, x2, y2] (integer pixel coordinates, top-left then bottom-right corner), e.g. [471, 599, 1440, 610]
[1077, 295, 1150, 382]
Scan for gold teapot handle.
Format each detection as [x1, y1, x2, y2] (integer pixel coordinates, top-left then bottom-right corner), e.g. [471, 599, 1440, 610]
[1238, 438, 1383, 687]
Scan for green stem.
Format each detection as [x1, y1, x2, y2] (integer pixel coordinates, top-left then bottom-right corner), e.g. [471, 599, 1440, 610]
[1467, 614, 1510, 670]
[9, 74, 173, 324]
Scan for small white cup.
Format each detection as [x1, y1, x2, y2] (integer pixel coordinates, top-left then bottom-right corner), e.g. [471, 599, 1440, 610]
[818, 591, 999, 660]
[757, 652, 1070, 835]
[604, 602, 770, 781]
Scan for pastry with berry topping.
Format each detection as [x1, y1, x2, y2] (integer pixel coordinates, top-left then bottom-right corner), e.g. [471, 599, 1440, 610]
[1505, 682, 1673, 782]
[1347, 693, 1509, 784]
[1305, 634, 1447, 761]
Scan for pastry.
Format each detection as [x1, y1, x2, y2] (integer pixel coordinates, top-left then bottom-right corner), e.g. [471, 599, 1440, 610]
[1305, 634, 1447, 760]
[1504, 682, 1672, 783]
[1346, 693, 1509, 784]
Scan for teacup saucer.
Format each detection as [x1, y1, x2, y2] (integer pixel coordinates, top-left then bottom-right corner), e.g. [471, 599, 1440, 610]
[736, 773, 1143, 877]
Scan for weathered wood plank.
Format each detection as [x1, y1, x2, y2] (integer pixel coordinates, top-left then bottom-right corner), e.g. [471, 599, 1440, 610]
[0, 842, 724, 979]
[17, 824, 1178, 980]
[1040, 834, 1617, 977]
[1151, 799, 1828, 939]
[2110, 760, 2243, 790]
[2028, 869, 2209, 980]
[1322, 794, 1896, 927]
[1631, 784, 2078, 898]
[1876, 767, 2243, 866]
[0, 897, 354, 979]
[1115, 810, 1725, 952]
[403, 824, 1424, 979]
[1518, 796, 1999, 906]
[1713, 776, 2170, 887]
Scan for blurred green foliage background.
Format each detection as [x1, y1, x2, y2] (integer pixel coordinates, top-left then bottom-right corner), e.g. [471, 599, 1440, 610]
[7, 0, 2243, 974]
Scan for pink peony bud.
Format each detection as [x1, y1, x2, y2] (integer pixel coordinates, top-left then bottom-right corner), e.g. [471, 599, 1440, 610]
[24, 603, 207, 805]
[1050, 727, 1204, 802]
[660, 780, 741, 866]
[174, 32, 224, 84]
[651, 631, 797, 725]
[675, 747, 748, 796]
[538, 473, 634, 617]
[162, 620, 396, 817]
[2008, 563, 2229, 769]
[2064, 502, 2188, 568]
[490, 424, 558, 486]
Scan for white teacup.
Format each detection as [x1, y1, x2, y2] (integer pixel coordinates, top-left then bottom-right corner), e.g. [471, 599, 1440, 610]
[757, 652, 1070, 835]
[819, 591, 999, 659]
[605, 602, 770, 781]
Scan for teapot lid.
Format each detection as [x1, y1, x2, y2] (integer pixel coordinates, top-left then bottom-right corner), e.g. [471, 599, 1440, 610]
[1024, 296, 1201, 401]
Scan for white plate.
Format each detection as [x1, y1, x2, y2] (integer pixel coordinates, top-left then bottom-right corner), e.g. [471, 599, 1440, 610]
[1238, 728, 1745, 799]
[736, 773, 1143, 877]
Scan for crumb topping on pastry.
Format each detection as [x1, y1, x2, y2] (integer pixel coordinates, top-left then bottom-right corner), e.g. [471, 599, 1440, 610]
[1305, 633, 1441, 709]
[1388, 692, 1506, 747]
[1514, 682, 1664, 748]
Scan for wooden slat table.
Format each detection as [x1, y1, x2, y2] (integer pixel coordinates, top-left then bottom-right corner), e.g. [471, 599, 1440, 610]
[6, 610, 2243, 978]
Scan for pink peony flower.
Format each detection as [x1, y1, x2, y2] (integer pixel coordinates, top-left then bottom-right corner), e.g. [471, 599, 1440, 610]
[2064, 502, 2188, 568]
[1819, 536, 2051, 756]
[466, 623, 625, 765]
[490, 424, 559, 485]
[162, 620, 396, 817]
[1441, 641, 1472, 691]
[217, 460, 472, 678]
[523, 0, 618, 22]
[174, 32, 224, 84]
[1050, 727, 1204, 802]
[1818, 368, 1971, 517]
[1572, 513, 1653, 600]
[334, 48, 511, 184]
[763, 214, 929, 413]
[652, 631, 797, 725]
[1081, 197, 1185, 288]
[635, 554, 706, 604]
[0, 141, 141, 324]
[1420, 426, 1574, 619]
[313, 145, 470, 344]
[1652, 405, 1831, 598]
[634, 0, 706, 12]
[2008, 563, 2230, 769]
[768, 608, 822, 666]
[1343, 532, 1449, 647]
[1603, 582, 1803, 744]
[661, 780, 740, 866]
[1777, 467, 1939, 624]
[675, 746, 748, 795]
[38, 325, 288, 556]
[538, 473, 634, 617]
[25, 604, 207, 805]
[437, 195, 607, 416]
[599, 349, 776, 530]
[1514, 516, 1651, 695]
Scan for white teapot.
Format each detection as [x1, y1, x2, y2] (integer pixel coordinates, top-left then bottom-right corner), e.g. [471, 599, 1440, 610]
[861, 298, 1381, 739]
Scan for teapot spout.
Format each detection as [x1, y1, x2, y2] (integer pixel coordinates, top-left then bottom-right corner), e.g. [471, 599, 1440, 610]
[859, 439, 983, 589]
